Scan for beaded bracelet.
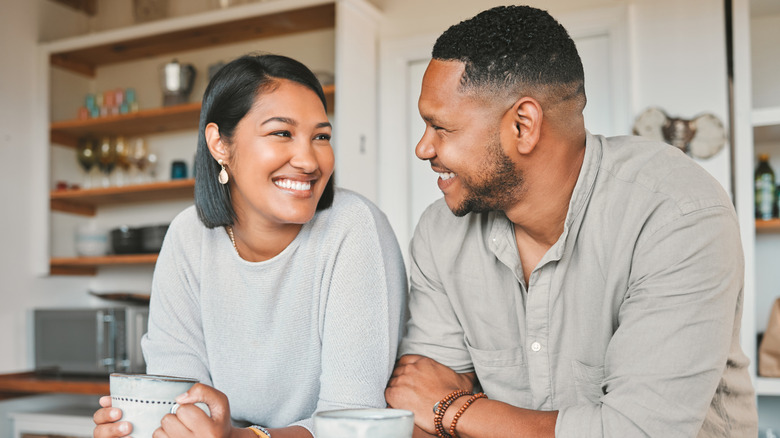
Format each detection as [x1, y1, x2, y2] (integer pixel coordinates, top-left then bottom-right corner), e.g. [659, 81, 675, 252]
[248, 425, 271, 438]
[448, 392, 488, 438]
[433, 389, 472, 438]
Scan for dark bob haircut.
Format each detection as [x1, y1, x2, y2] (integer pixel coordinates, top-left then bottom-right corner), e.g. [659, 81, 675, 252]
[432, 5, 585, 104]
[194, 54, 334, 229]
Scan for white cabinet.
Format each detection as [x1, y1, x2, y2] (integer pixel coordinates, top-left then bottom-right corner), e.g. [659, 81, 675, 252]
[33, 0, 380, 278]
[732, 0, 780, 430]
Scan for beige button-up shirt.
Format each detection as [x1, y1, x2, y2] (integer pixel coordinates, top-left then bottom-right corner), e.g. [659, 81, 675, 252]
[399, 133, 757, 437]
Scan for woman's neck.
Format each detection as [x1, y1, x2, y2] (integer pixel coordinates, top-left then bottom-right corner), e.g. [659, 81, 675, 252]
[229, 220, 303, 262]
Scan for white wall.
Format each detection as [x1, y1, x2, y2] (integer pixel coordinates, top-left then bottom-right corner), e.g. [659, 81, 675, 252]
[0, 1, 100, 375]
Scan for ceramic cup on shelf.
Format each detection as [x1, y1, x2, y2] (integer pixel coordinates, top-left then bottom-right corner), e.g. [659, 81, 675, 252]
[110, 373, 210, 438]
[75, 223, 108, 257]
[314, 408, 414, 438]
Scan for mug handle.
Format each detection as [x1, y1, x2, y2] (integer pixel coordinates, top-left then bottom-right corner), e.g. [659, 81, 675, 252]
[170, 402, 211, 417]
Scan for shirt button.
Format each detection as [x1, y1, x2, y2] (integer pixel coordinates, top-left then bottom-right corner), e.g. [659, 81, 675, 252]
[531, 342, 542, 352]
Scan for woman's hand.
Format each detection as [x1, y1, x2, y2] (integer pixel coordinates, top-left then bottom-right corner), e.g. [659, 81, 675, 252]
[156, 383, 236, 438]
[93, 395, 132, 437]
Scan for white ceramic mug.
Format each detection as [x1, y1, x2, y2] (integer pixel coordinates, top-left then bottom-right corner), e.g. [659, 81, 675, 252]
[110, 373, 210, 438]
[314, 408, 414, 438]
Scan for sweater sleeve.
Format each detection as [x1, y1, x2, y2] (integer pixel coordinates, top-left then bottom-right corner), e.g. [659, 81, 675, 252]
[290, 200, 408, 434]
[141, 209, 212, 386]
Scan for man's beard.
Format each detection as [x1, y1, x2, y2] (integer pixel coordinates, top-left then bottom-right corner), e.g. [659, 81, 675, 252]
[450, 135, 524, 217]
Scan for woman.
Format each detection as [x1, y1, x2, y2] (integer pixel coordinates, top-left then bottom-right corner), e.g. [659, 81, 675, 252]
[93, 54, 407, 438]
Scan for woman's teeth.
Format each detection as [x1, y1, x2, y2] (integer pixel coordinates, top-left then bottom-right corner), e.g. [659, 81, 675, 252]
[274, 179, 311, 191]
[438, 172, 455, 181]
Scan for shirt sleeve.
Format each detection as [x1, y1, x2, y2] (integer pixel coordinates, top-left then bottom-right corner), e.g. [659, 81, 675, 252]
[141, 216, 212, 386]
[291, 203, 408, 433]
[398, 205, 475, 373]
[556, 205, 745, 437]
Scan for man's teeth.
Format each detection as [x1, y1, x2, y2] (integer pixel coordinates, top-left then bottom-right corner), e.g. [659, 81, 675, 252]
[438, 172, 455, 181]
[274, 179, 311, 190]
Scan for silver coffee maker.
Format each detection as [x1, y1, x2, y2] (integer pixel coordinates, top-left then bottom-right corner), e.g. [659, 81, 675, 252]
[159, 59, 196, 106]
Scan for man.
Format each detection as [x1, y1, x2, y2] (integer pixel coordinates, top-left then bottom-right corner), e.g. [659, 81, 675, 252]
[385, 5, 757, 437]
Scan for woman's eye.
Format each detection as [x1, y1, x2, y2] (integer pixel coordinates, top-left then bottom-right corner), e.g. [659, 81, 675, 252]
[314, 133, 331, 141]
[271, 131, 291, 138]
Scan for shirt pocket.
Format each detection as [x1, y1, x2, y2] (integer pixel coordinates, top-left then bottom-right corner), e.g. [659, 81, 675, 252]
[571, 360, 605, 404]
[464, 339, 530, 407]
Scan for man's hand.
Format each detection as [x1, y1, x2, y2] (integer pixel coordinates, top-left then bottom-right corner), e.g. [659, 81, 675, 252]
[385, 355, 476, 434]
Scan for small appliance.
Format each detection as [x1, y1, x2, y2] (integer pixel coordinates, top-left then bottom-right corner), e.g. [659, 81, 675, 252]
[34, 306, 148, 376]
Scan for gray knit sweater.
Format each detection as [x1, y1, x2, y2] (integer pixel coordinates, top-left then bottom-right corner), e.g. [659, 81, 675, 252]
[141, 189, 407, 435]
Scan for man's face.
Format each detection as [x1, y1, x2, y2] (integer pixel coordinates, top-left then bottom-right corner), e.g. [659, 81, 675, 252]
[415, 60, 524, 216]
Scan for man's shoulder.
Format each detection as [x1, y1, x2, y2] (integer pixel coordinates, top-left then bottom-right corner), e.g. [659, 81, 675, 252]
[599, 135, 733, 215]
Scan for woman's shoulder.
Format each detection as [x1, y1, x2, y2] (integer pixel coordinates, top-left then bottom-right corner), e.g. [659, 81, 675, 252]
[326, 188, 386, 222]
[168, 204, 202, 231]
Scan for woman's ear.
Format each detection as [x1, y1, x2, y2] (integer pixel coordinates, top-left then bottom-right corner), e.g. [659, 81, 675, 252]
[205, 122, 229, 163]
[506, 96, 542, 155]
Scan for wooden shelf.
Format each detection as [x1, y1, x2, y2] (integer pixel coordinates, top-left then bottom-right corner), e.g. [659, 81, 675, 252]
[49, 3, 335, 77]
[756, 218, 780, 233]
[50, 84, 335, 148]
[50, 178, 195, 216]
[51, 253, 159, 276]
[0, 372, 109, 399]
[51, 102, 201, 148]
[752, 106, 780, 127]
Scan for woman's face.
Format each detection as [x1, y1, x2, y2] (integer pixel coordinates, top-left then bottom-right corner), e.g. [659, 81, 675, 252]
[225, 79, 334, 228]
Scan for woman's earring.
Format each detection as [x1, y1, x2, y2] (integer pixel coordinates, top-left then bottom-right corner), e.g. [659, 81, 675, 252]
[218, 159, 229, 185]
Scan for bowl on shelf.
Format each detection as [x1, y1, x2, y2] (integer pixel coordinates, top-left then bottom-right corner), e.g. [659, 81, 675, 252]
[110, 226, 142, 254]
[75, 224, 108, 257]
[139, 224, 169, 253]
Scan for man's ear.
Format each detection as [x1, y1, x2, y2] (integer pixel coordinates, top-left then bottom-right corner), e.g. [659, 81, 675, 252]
[205, 122, 229, 163]
[506, 97, 542, 155]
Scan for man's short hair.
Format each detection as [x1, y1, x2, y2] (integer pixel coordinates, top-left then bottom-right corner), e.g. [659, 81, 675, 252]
[432, 5, 585, 103]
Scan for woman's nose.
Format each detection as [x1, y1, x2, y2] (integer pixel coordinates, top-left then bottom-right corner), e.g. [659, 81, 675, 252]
[290, 141, 318, 173]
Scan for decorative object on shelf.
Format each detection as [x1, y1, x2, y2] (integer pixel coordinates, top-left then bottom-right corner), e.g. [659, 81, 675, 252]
[756, 154, 777, 220]
[139, 224, 169, 253]
[110, 226, 142, 254]
[75, 223, 108, 257]
[170, 160, 188, 180]
[79, 88, 139, 120]
[130, 137, 150, 183]
[132, 0, 169, 23]
[159, 59, 196, 106]
[97, 136, 117, 187]
[114, 136, 131, 186]
[76, 137, 97, 189]
[632, 107, 726, 159]
[759, 297, 780, 377]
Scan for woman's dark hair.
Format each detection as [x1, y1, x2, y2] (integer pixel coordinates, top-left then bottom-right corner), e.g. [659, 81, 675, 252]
[433, 5, 585, 105]
[194, 54, 334, 228]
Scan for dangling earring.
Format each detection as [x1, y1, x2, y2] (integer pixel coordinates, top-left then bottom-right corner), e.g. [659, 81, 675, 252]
[218, 159, 229, 185]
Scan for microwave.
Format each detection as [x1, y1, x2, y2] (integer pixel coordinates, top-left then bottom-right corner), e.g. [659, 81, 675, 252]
[34, 307, 148, 376]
